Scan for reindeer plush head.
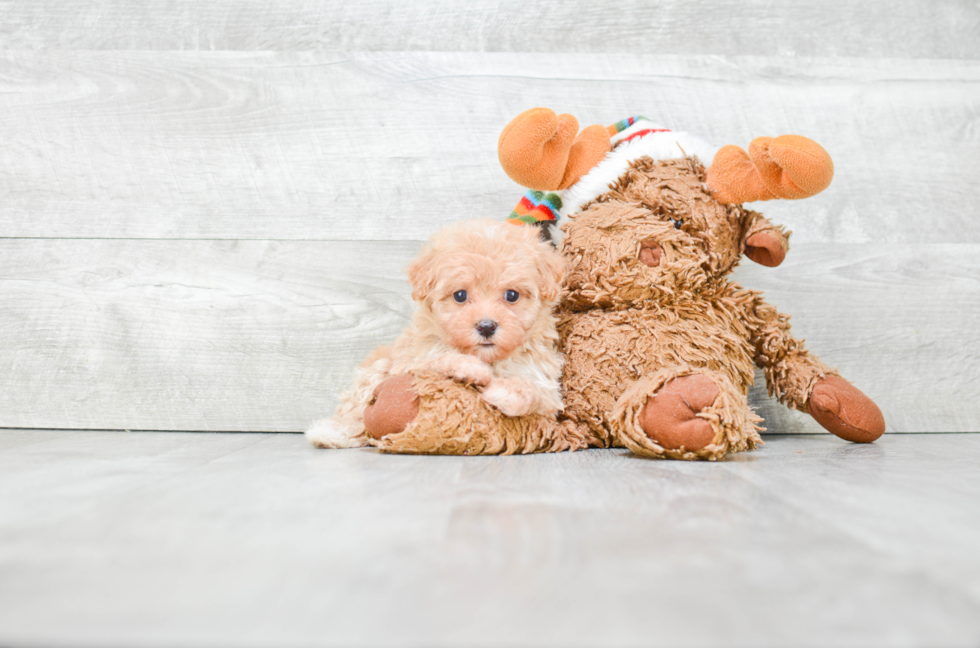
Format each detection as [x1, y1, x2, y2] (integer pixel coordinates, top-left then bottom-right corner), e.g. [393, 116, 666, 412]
[498, 108, 834, 310]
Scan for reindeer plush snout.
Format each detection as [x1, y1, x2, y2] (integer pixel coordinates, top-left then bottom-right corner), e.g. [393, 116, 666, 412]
[638, 239, 663, 267]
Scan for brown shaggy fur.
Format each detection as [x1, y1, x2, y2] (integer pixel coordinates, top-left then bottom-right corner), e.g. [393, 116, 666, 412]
[375, 372, 592, 455]
[556, 156, 836, 460]
[315, 155, 871, 459]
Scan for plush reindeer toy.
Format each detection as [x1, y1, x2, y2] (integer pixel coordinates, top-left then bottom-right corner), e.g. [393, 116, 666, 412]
[499, 108, 885, 460]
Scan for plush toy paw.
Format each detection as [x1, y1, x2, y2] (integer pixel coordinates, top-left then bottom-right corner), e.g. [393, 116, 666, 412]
[638, 374, 720, 451]
[363, 374, 420, 440]
[481, 380, 532, 417]
[808, 375, 885, 443]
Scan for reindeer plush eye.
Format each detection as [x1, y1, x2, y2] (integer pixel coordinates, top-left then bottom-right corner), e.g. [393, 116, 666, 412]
[453, 290, 468, 303]
[504, 290, 520, 303]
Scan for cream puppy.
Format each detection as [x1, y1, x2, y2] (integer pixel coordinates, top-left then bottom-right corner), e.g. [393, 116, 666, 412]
[306, 219, 567, 448]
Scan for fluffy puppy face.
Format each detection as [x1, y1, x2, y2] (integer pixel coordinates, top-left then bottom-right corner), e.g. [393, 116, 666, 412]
[408, 220, 567, 364]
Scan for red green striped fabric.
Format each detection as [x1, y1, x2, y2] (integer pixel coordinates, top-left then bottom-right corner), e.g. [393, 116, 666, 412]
[610, 115, 648, 134]
[507, 190, 562, 225]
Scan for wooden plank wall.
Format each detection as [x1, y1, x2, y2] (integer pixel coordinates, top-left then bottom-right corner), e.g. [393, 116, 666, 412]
[1, 1, 978, 433]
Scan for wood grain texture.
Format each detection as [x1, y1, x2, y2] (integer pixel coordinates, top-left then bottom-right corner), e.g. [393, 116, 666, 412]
[2, 3, 977, 435]
[2, 431, 979, 646]
[736, 245, 980, 434]
[1, 52, 978, 243]
[1, 0, 978, 58]
[0, 239, 976, 432]
[0, 239, 418, 431]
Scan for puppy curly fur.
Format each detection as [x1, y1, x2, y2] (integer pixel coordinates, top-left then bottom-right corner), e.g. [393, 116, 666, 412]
[306, 219, 567, 449]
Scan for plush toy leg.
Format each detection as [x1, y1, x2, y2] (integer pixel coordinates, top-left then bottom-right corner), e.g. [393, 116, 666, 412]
[747, 294, 885, 443]
[370, 372, 590, 455]
[611, 366, 763, 461]
[808, 375, 885, 443]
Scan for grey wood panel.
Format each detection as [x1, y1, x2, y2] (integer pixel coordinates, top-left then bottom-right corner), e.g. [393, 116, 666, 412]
[0, 239, 419, 432]
[0, 239, 976, 432]
[737, 244, 980, 434]
[1, 0, 977, 58]
[1, 52, 978, 243]
[2, 431, 979, 646]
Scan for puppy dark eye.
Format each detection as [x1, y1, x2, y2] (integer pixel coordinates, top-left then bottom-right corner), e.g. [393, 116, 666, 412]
[452, 290, 467, 303]
[504, 290, 520, 303]
[672, 218, 683, 230]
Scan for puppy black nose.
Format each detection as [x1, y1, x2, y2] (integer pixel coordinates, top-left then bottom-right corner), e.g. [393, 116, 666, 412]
[476, 319, 498, 338]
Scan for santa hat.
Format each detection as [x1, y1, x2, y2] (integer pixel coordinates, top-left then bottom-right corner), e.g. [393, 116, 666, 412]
[507, 116, 719, 227]
[500, 108, 835, 227]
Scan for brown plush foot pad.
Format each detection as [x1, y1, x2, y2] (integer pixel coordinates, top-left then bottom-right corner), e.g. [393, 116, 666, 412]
[809, 375, 886, 443]
[364, 374, 419, 440]
[638, 374, 720, 451]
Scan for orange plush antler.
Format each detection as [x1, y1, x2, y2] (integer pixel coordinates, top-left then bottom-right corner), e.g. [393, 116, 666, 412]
[498, 108, 610, 191]
[707, 135, 834, 204]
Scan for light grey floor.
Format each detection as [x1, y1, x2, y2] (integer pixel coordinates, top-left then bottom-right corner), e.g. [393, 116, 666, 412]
[2, 429, 979, 647]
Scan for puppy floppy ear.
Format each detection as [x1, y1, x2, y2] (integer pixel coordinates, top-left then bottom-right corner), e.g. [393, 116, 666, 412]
[535, 242, 568, 302]
[741, 213, 790, 268]
[406, 246, 440, 302]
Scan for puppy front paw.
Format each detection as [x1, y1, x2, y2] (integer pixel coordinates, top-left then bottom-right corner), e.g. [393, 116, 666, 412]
[442, 354, 494, 387]
[481, 381, 532, 417]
